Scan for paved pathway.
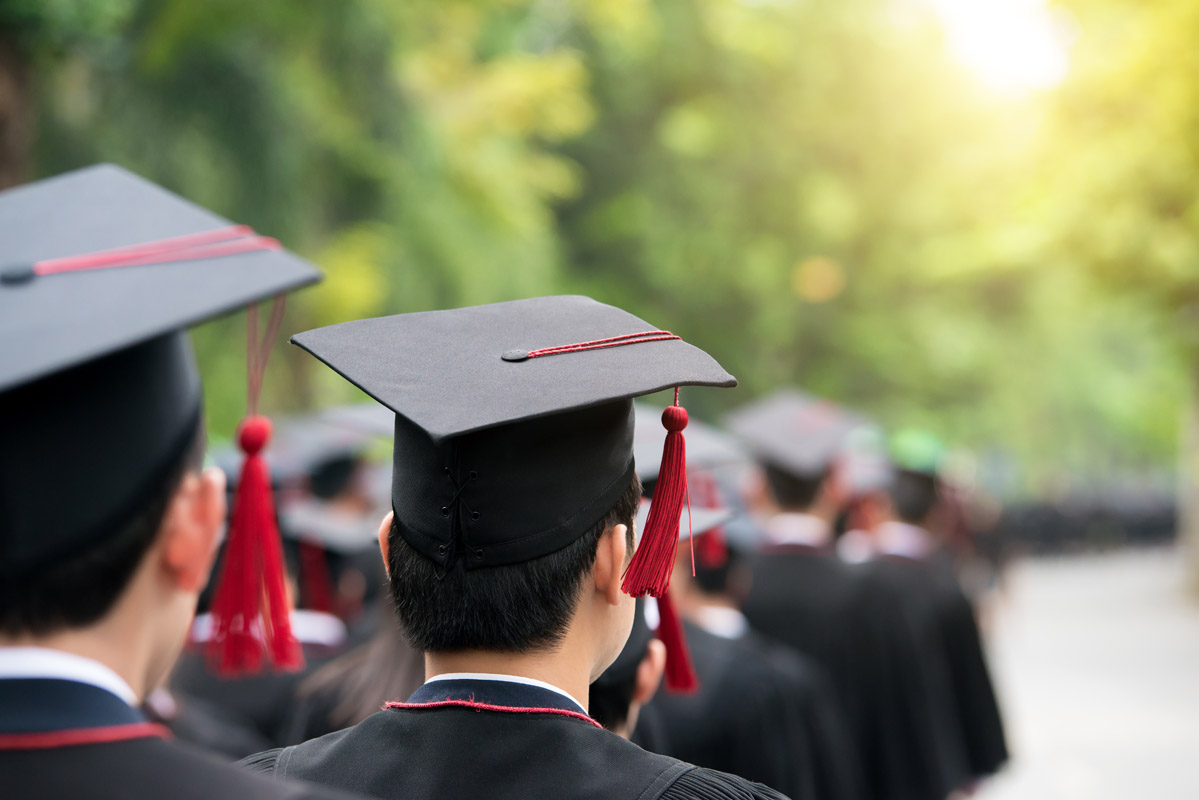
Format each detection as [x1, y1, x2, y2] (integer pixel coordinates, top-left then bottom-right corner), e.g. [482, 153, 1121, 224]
[978, 548, 1199, 799]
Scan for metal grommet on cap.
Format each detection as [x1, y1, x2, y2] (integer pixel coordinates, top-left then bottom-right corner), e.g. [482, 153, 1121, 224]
[470, 510, 480, 521]
[468, 470, 478, 480]
[473, 549, 484, 560]
[437, 544, 447, 555]
[440, 506, 450, 517]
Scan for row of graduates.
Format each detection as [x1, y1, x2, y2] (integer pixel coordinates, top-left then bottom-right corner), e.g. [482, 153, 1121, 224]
[0, 164, 1003, 800]
[162, 393, 1009, 800]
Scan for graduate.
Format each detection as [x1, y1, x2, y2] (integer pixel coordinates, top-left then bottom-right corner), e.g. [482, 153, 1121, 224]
[639, 499, 865, 800]
[729, 390, 970, 800]
[860, 433, 1009, 786]
[0, 165, 363, 800]
[173, 416, 377, 748]
[243, 295, 788, 800]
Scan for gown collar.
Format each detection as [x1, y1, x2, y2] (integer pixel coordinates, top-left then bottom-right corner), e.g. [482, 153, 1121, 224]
[0, 678, 168, 748]
[397, 674, 600, 728]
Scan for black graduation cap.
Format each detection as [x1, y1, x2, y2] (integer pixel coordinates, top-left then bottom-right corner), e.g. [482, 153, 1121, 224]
[0, 164, 319, 668]
[725, 389, 868, 477]
[291, 295, 736, 586]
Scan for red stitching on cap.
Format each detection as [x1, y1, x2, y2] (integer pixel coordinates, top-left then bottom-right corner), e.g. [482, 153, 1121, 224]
[525, 330, 680, 359]
[33, 226, 279, 276]
[0, 722, 171, 751]
[384, 699, 602, 729]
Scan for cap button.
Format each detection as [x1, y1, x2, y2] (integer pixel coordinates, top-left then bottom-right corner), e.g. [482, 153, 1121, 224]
[1, 265, 35, 286]
[501, 349, 530, 362]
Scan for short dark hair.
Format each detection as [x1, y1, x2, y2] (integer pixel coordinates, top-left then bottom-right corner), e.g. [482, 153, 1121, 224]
[763, 462, 827, 511]
[388, 474, 642, 653]
[693, 543, 739, 595]
[589, 670, 639, 731]
[0, 421, 206, 636]
[892, 469, 939, 524]
[308, 454, 360, 500]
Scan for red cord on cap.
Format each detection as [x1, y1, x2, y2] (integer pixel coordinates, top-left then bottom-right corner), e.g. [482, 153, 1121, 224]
[623, 389, 690, 599]
[206, 297, 302, 675]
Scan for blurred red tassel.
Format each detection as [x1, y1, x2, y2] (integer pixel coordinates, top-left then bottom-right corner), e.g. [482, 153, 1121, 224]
[623, 399, 688, 598]
[692, 472, 729, 569]
[656, 591, 699, 694]
[299, 539, 334, 614]
[206, 415, 302, 675]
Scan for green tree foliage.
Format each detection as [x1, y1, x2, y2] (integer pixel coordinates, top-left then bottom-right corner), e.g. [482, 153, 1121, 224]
[8, 0, 1189, 496]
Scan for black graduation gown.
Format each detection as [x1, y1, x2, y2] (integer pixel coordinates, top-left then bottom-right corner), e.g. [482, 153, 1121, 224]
[143, 688, 272, 760]
[0, 678, 360, 800]
[243, 678, 791, 800]
[743, 544, 971, 800]
[640, 619, 864, 800]
[862, 553, 1008, 778]
[171, 634, 345, 746]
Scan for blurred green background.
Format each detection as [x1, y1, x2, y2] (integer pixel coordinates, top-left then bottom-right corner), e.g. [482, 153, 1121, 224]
[3, 0, 1194, 501]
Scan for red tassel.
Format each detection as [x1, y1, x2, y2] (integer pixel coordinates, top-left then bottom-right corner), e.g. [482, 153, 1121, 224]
[299, 539, 335, 614]
[691, 471, 729, 569]
[207, 416, 303, 675]
[623, 398, 689, 598]
[656, 591, 699, 694]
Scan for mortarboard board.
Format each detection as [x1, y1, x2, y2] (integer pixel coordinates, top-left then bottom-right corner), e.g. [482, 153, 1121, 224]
[725, 389, 868, 478]
[0, 163, 319, 672]
[291, 295, 736, 598]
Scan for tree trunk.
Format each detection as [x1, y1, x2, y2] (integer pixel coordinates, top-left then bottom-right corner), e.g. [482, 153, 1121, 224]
[1180, 353, 1199, 595]
[0, 35, 33, 190]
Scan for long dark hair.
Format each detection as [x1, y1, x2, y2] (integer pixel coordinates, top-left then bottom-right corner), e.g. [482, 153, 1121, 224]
[296, 601, 425, 730]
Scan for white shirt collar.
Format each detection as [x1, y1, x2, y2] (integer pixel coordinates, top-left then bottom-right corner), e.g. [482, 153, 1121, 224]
[425, 672, 586, 713]
[189, 610, 347, 649]
[691, 606, 750, 640]
[765, 512, 832, 548]
[836, 528, 877, 564]
[0, 647, 138, 706]
[875, 521, 934, 559]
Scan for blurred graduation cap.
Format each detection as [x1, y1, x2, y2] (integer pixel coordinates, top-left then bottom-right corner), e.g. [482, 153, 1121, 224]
[0, 163, 320, 673]
[210, 414, 376, 492]
[633, 501, 733, 547]
[292, 295, 736, 601]
[725, 389, 869, 477]
[633, 402, 746, 487]
[840, 425, 895, 496]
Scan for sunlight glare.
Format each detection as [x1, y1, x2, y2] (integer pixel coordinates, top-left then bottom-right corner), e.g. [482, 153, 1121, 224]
[922, 0, 1072, 94]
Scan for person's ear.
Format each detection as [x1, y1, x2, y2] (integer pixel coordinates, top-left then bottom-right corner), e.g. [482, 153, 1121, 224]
[593, 523, 628, 607]
[162, 467, 227, 592]
[633, 639, 666, 705]
[377, 511, 394, 578]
